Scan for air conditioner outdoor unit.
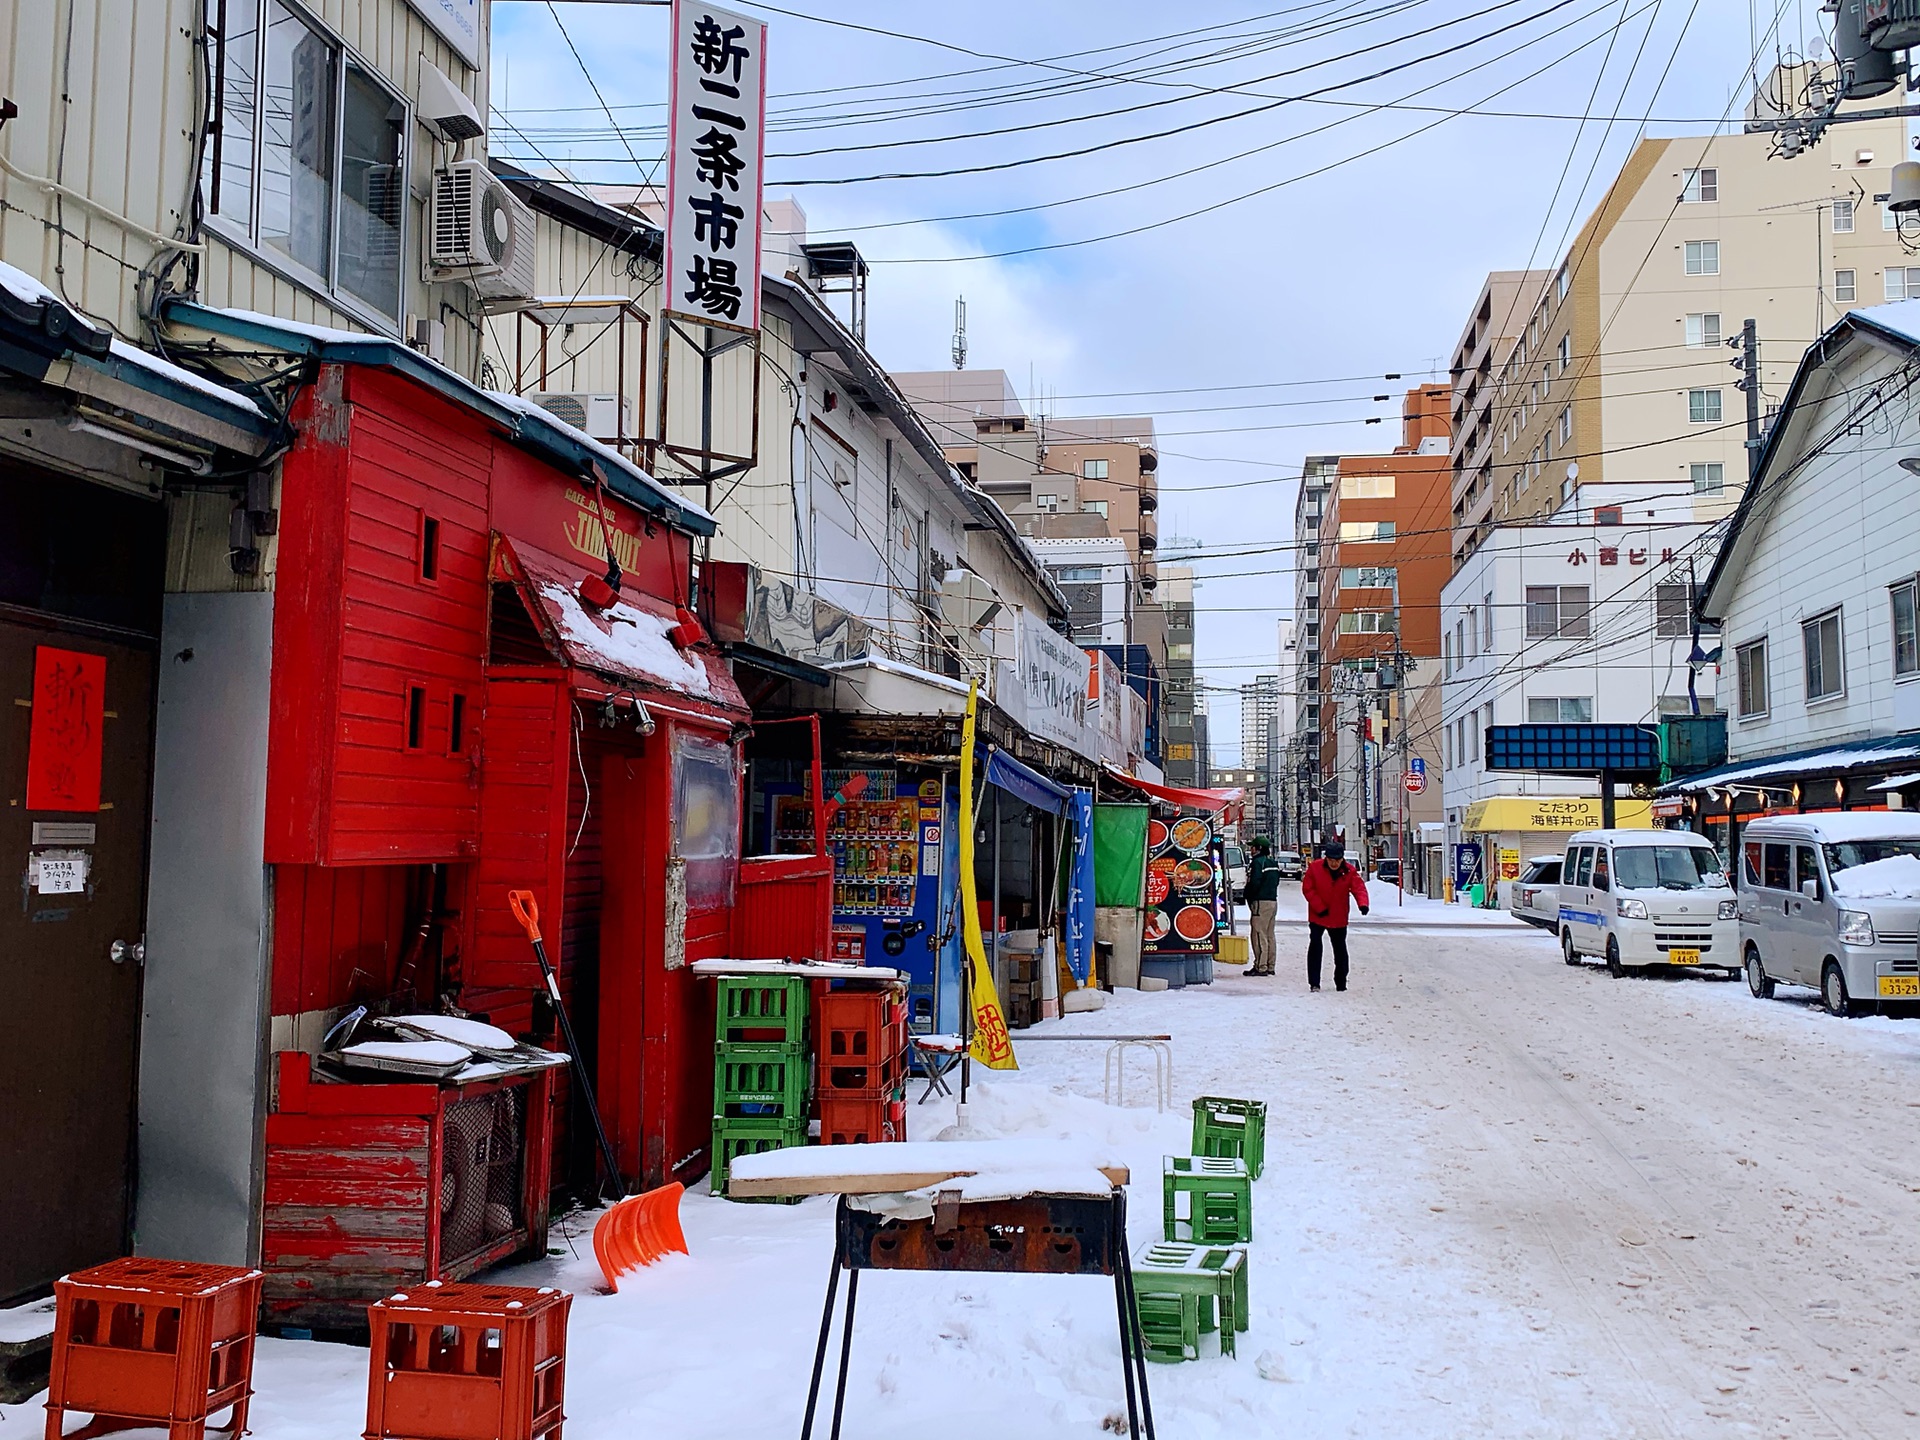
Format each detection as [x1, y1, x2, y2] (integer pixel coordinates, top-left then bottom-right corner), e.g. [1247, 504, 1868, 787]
[528, 392, 633, 442]
[430, 160, 537, 301]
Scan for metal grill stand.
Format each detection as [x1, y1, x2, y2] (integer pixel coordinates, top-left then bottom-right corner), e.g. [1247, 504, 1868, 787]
[798, 1188, 1156, 1440]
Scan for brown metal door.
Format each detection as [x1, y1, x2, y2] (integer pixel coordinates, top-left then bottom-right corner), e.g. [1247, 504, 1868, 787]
[0, 617, 155, 1300]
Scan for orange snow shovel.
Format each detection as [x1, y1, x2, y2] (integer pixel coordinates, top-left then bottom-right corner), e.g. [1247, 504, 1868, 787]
[592, 1182, 690, 1288]
[509, 888, 624, 1202]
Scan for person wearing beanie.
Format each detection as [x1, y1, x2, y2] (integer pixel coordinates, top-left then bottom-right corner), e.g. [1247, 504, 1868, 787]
[1244, 837, 1282, 975]
[1301, 838, 1369, 991]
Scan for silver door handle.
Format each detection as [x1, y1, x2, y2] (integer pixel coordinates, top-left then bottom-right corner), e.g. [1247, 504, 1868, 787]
[109, 939, 145, 965]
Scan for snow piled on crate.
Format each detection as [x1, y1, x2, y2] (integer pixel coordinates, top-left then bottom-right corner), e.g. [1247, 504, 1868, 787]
[538, 580, 713, 699]
[1831, 853, 1920, 899]
[727, 1137, 1128, 1186]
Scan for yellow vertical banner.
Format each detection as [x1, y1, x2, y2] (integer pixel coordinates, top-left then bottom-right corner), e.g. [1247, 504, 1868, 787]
[957, 681, 1016, 1070]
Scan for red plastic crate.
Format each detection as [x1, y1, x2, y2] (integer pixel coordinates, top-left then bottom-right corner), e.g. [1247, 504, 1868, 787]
[44, 1258, 264, 1440]
[366, 1282, 570, 1440]
[818, 1093, 906, 1146]
[815, 991, 907, 1097]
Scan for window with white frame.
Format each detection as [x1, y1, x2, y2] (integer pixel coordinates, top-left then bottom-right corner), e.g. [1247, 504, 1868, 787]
[1339, 565, 1396, 588]
[1338, 611, 1394, 634]
[1339, 520, 1395, 541]
[1736, 638, 1768, 717]
[1681, 168, 1717, 202]
[1557, 406, 1572, 446]
[202, 0, 409, 321]
[1035, 493, 1059, 511]
[1525, 585, 1590, 638]
[1527, 696, 1593, 723]
[1469, 717, 1480, 762]
[1444, 724, 1453, 769]
[1482, 702, 1494, 746]
[1833, 197, 1855, 232]
[1688, 388, 1723, 423]
[1483, 592, 1494, 650]
[1684, 240, 1720, 275]
[1684, 312, 1722, 348]
[1080, 499, 1108, 518]
[1887, 267, 1920, 301]
[1690, 461, 1724, 493]
[1655, 582, 1691, 637]
[1339, 474, 1396, 499]
[1082, 458, 1109, 479]
[1443, 633, 1453, 677]
[1467, 607, 1478, 653]
[1557, 333, 1571, 370]
[1886, 203, 1907, 231]
[1892, 578, 1920, 679]
[1803, 608, 1845, 702]
[1835, 268, 1857, 302]
[1556, 267, 1569, 301]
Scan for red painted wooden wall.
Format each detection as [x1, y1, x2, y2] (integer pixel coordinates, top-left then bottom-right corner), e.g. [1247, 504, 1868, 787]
[266, 366, 489, 866]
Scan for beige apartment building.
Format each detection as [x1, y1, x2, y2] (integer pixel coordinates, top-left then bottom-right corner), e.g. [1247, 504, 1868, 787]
[1449, 92, 1909, 564]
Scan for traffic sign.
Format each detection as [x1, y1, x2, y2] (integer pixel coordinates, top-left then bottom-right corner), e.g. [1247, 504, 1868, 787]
[1403, 769, 1426, 794]
[1408, 757, 1426, 775]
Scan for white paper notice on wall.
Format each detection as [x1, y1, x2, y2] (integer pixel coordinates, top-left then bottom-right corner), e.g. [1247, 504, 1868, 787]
[29, 849, 89, 894]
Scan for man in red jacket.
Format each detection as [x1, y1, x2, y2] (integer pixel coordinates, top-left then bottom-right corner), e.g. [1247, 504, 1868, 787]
[1301, 840, 1369, 992]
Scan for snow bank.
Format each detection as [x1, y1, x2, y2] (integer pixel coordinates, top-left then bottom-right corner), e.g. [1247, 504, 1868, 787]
[1830, 852, 1920, 899]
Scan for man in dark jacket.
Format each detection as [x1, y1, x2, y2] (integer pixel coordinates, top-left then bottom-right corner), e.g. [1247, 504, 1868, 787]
[1300, 840, 1369, 992]
[1244, 838, 1282, 975]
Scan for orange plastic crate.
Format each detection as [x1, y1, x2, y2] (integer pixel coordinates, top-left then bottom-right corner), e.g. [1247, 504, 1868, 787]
[365, 1282, 570, 1440]
[44, 1258, 263, 1440]
[818, 1093, 906, 1146]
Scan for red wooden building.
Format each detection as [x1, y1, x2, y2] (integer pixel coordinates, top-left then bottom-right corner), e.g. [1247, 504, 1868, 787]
[159, 308, 819, 1323]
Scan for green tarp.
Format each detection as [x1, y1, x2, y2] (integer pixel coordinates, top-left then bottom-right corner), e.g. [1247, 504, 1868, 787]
[1092, 803, 1150, 908]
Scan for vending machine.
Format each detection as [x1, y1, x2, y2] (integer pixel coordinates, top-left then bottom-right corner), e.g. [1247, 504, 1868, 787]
[770, 769, 962, 1038]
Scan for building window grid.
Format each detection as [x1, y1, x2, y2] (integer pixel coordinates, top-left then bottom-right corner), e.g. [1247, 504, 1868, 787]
[1737, 638, 1769, 717]
[1685, 312, 1722, 348]
[1684, 240, 1720, 276]
[1688, 388, 1724, 424]
[1888, 268, 1920, 302]
[1893, 579, 1920, 679]
[1525, 584, 1591, 639]
[1690, 461, 1724, 494]
[1835, 268, 1857, 302]
[1833, 197, 1855, 232]
[1802, 608, 1845, 702]
[1682, 168, 1718, 203]
[1654, 582, 1691, 637]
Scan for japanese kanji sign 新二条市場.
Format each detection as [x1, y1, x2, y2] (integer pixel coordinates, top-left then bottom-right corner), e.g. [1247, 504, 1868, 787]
[664, 0, 766, 331]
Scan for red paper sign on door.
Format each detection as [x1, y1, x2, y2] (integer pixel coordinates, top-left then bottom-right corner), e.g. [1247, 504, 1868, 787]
[26, 646, 106, 812]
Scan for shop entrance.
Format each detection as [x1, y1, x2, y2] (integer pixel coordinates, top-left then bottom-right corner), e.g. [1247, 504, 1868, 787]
[0, 462, 165, 1300]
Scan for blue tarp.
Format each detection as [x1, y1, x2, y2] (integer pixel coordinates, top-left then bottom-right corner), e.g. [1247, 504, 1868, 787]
[984, 747, 1072, 815]
[1064, 787, 1096, 982]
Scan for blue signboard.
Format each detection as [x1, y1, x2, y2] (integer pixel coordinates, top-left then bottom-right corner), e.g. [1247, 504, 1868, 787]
[1454, 841, 1483, 888]
[1408, 756, 1426, 775]
[1484, 724, 1660, 776]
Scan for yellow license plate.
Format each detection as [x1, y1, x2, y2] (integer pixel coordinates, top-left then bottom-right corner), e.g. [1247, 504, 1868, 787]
[1879, 975, 1920, 998]
[1668, 948, 1702, 964]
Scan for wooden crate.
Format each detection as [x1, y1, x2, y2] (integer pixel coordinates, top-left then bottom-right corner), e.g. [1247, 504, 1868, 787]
[261, 1054, 553, 1331]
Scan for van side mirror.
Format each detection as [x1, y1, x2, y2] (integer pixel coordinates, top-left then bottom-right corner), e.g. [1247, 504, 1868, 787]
[1801, 878, 1820, 900]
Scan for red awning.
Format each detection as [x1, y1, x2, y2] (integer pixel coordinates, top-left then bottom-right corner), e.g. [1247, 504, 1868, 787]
[493, 535, 747, 718]
[1101, 764, 1244, 814]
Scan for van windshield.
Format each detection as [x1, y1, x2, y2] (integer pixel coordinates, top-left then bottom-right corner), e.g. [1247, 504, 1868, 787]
[1225, 844, 1245, 866]
[1613, 845, 1728, 891]
[1824, 840, 1920, 874]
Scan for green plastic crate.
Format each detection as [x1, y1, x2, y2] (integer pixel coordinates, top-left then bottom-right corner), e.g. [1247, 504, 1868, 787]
[1163, 1155, 1253, 1244]
[717, 975, 810, 1045]
[1192, 1096, 1267, 1179]
[714, 1043, 811, 1120]
[1132, 1240, 1249, 1360]
[711, 1117, 808, 1200]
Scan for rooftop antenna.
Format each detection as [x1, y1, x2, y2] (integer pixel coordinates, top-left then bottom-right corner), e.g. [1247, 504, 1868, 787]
[951, 295, 968, 370]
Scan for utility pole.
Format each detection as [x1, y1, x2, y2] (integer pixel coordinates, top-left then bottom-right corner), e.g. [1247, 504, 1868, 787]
[1735, 318, 1762, 481]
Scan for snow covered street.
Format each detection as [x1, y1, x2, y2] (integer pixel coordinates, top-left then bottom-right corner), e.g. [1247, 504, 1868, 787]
[17, 910, 1920, 1439]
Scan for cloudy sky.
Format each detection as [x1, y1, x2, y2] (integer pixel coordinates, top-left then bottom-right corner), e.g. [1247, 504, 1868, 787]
[492, 0, 1830, 761]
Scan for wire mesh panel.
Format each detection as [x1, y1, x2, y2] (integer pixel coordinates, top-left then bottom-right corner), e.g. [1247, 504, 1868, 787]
[439, 1087, 528, 1269]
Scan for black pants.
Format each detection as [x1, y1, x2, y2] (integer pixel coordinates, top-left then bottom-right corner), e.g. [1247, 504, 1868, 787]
[1307, 923, 1349, 990]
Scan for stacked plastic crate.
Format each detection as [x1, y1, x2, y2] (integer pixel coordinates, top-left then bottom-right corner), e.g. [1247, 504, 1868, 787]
[711, 975, 811, 1196]
[815, 986, 908, 1144]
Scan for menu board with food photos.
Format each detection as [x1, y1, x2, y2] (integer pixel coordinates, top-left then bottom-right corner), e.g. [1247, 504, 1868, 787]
[1142, 814, 1222, 956]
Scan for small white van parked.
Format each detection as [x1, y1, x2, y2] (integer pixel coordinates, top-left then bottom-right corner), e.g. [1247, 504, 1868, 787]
[1737, 814, 1920, 1016]
[1558, 829, 1739, 976]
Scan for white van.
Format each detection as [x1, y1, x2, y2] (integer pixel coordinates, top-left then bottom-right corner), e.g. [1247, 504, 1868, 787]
[1558, 829, 1739, 976]
[1737, 814, 1920, 1015]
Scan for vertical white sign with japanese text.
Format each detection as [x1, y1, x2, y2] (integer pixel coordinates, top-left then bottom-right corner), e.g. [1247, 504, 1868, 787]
[665, 0, 767, 331]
